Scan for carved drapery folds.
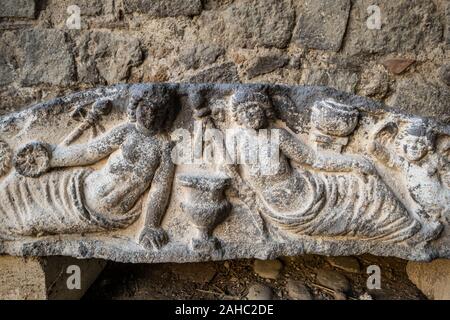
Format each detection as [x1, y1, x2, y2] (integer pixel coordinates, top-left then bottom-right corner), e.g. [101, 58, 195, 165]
[0, 83, 449, 262]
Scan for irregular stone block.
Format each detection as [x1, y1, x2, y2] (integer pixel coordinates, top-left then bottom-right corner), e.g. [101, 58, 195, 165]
[179, 44, 224, 70]
[222, 0, 294, 49]
[406, 259, 450, 300]
[245, 54, 289, 79]
[390, 76, 450, 118]
[77, 31, 143, 85]
[294, 0, 351, 51]
[0, 31, 20, 86]
[0, 83, 449, 264]
[123, 0, 202, 17]
[0, 0, 35, 18]
[344, 0, 442, 54]
[0, 256, 106, 299]
[186, 62, 239, 83]
[20, 29, 75, 86]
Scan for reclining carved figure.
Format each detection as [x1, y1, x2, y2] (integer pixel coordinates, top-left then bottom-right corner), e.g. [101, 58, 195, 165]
[0, 86, 178, 250]
[212, 89, 442, 244]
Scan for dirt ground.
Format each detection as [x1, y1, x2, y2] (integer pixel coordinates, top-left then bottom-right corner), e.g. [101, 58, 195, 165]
[84, 254, 425, 300]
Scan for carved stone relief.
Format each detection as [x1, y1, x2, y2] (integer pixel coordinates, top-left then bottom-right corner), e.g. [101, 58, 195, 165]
[0, 83, 449, 262]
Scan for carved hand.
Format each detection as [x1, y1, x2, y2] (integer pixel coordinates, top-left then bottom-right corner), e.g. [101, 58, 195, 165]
[138, 226, 169, 251]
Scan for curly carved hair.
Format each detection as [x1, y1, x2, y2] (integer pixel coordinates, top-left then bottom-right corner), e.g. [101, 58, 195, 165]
[396, 119, 436, 150]
[230, 89, 275, 123]
[127, 85, 179, 131]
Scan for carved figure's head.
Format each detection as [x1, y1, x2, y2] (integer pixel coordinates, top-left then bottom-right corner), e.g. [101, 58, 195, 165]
[230, 89, 274, 130]
[397, 119, 435, 162]
[128, 85, 178, 133]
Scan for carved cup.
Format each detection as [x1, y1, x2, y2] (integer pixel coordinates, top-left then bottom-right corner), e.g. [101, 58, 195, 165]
[177, 173, 231, 251]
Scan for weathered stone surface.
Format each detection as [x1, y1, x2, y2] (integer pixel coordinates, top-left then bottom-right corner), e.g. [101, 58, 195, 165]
[406, 259, 450, 300]
[294, 0, 351, 51]
[179, 44, 224, 70]
[186, 62, 239, 83]
[326, 256, 361, 273]
[0, 255, 105, 299]
[390, 76, 450, 118]
[77, 31, 143, 85]
[0, 0, 35, 18]
[245, 54, 289, 79]
[286, 280, 312, 300]
[344, 0, 443, 54]
[20, 29, 75, 86]
[221, 0, 295, 49]
[0, 83, 449, 264]
[302, 68, 359, 93]
[253, 259, 283, 280]
[123, 0, 202, 17]
[0, 31, 19, 86]
[358, 65, 389, 99]
[316, 270, 351, 293]
[439, 64, 450, 86]
[247, 283, 273, 300]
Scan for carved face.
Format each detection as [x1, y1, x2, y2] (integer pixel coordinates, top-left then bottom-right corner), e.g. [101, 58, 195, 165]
[400, 135, 430, 161]
[136, 103, 158, 132]
[234, 102, 267, 130]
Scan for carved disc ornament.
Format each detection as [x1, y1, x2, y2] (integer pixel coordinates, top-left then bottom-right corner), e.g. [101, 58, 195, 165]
[0, 83, 449, 263]
[13, 142, 51, 178]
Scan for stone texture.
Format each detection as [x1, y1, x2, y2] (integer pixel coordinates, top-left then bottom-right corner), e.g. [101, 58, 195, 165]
[179, 44, 224, 70]
[344, 0, 443, 54]
[253, 259, 283, 280]
[0, 255, 106, 300]
[245, 54, 289, 79]
[390, 76, 450, 118]
[439, 64, 450, 86]
[185, 62, 239, 83]
[77, 31, 143, 85]
[0, 31, 19, 86]
[294, 0, 351, 51]
[0, 0, 35, 18]
[326, 256, 361, 273]
[220, 0, 295, 49]
[286, 280, 312, 300]
[316, 269, 351, 293]
[247, 283, 273, 300]
[123, 0, 202, 17]
[20, 29, 75, 86]
[358, 65, 389, 99]
[406, 259, 450, 300]
[302, 68, 359, 93]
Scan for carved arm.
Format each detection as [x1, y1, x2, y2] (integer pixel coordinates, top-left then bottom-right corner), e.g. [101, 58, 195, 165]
[50, 124, 130, 168]
[139, 141, 175, 250]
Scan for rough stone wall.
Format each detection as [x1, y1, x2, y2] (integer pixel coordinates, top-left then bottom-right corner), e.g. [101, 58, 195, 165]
[0, 0, 449, 120]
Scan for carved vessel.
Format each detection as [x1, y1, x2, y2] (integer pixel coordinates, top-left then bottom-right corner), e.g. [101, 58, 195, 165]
[177, 173, 231, 251]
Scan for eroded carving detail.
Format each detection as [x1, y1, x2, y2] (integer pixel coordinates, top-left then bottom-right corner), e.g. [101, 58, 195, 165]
[0, 83, 449, 262]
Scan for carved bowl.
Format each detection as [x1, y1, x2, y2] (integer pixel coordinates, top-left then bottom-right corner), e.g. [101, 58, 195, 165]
[177, 173, 231, 231]
[311, 99, 359, 137]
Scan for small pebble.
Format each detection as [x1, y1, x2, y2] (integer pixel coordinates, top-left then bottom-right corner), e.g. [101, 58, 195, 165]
[286, 279, 313, 300]
[253, 259, 283, 280]
[247, 283, 273, 300]
[316, 269, 351, 293]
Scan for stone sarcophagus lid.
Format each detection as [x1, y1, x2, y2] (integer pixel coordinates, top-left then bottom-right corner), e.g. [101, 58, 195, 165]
[0, 83, 449, 263]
